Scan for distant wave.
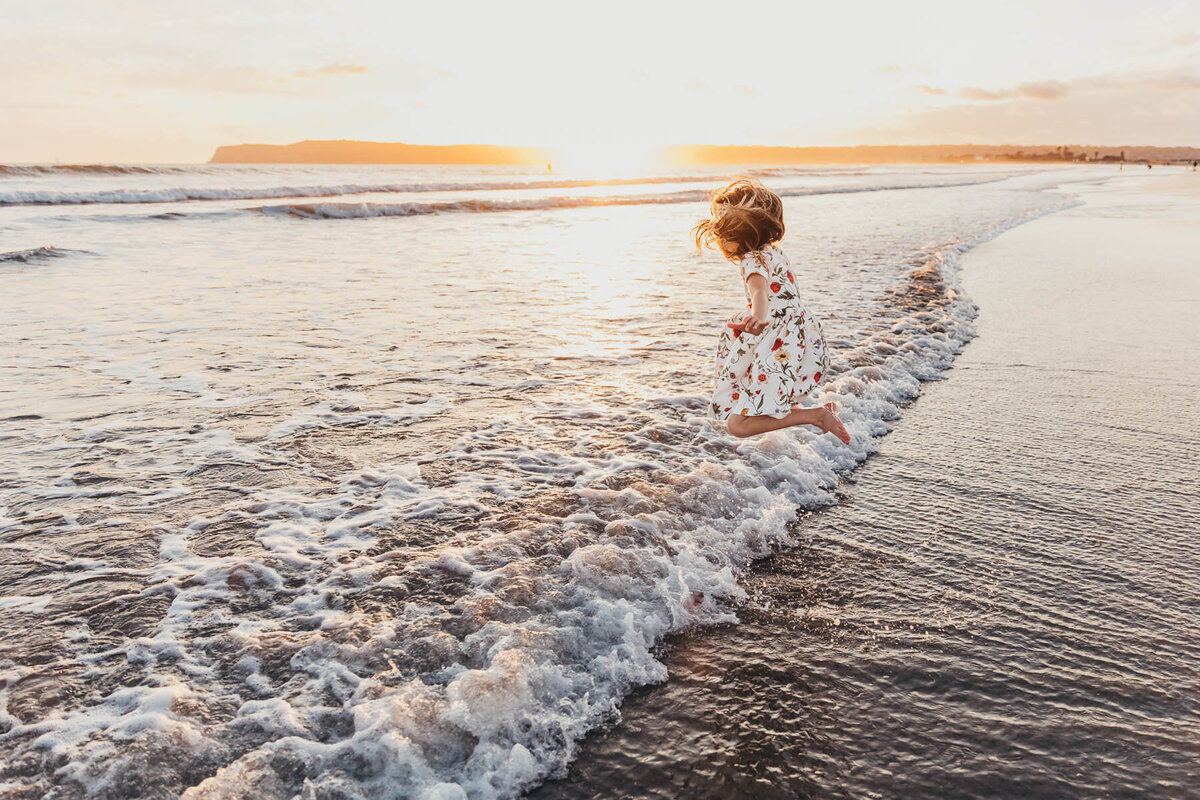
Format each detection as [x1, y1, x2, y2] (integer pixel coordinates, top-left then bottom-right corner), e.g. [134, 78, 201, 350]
[0, 163, 858, 180]
[252, 194, 708, 219]
[0, 245, 73, 263]
[0, 177, 701, 206]
[253, 176, 1015, 220]
[0, 168, 882, 207]
[0, 164, 200, 176]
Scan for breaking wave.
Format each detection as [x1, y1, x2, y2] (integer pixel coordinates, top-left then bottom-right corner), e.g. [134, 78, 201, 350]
[0, 164, 200, 176]
[0, 174, 746, 206]
[252, 177, 1017, 220]
[0, 245, 73, 263]
[0, 171, 1010, 208]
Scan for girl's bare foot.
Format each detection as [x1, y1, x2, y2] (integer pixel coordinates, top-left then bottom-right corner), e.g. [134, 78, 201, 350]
[817, 402, 851, 444]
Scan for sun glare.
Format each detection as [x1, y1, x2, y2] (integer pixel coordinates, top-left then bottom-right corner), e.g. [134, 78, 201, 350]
[549, 140, 663, 177]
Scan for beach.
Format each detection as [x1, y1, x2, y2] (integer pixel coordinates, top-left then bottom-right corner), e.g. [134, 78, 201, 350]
[1, 164, 1196, 799]
[532, 172, 1200, 799]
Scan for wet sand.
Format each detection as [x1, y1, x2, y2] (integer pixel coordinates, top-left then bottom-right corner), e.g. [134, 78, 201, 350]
[530, 171, 1200, 799]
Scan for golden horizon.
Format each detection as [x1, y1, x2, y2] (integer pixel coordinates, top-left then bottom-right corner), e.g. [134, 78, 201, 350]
[3, 1, 1197, 163]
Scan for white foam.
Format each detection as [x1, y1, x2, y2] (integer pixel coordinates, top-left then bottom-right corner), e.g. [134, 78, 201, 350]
[0, 595, 52, 613]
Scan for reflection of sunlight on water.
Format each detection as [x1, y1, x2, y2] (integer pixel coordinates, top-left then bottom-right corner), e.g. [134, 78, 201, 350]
[538, 210, 690, 373]
[564, 217, 640, 314]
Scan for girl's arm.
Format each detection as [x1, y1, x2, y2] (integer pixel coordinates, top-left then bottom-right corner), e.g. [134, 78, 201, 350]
[745, 273, 769, 326]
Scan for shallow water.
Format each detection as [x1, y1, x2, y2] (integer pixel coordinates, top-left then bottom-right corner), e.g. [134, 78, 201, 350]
[0, 163, 1147, 799]
[530, 176, 1200, 800]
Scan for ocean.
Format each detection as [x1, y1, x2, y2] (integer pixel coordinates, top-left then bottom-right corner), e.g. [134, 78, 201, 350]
[2, 163, 1193, 799]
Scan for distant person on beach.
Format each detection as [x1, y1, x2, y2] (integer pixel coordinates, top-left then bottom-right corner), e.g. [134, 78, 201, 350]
[694, 178, 850, 443]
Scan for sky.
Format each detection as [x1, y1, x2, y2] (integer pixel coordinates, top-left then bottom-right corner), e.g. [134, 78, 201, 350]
[2, 0, 1198, 163]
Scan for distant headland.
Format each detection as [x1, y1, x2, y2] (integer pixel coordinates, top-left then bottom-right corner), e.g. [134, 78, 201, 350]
[209, 140, 1200, 166]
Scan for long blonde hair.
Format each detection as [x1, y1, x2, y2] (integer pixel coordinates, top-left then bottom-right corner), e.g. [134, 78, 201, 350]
[692, 177, 785, 257]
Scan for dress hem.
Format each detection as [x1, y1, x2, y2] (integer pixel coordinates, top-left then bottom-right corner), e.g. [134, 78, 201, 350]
[711, 403, 794, 422]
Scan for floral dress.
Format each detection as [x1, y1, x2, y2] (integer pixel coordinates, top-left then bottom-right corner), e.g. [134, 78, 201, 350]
[711, 244, 831, 420]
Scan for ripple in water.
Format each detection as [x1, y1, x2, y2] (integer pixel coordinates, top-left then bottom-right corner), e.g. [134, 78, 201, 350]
[0, 165, 1093, 798]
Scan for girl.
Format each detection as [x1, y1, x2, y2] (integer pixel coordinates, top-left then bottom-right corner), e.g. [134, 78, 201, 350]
[696, 177, 850, 444]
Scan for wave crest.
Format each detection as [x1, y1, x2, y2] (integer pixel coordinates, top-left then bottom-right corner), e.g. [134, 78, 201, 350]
[252, 177, 1016, 220]
[0, 245, 72, 263]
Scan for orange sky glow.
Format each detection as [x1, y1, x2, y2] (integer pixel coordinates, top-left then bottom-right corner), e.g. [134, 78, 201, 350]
[2, 0, 1198, 164]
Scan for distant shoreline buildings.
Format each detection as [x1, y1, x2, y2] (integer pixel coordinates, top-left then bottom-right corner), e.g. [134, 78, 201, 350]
[665, 144, 1199, 165]
[208, 140, 1200, 166]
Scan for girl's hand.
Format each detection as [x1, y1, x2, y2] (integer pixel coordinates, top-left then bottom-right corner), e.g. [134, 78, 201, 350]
[727, 311, 768, 336]
[730, 273, 771, 336]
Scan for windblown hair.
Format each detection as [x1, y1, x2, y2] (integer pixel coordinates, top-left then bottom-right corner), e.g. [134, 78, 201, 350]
[692, 177, 785, 258]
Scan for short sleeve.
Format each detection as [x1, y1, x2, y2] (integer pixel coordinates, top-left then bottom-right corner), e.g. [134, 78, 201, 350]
[738, 250, 770, 283]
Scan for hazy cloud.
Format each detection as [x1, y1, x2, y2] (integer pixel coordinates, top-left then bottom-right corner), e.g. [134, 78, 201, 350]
[844, 66, 1200, 146]
[875, 63, 902, 74]
[294, 64, 368, 79]
[134, 65, 299, 95]
[1159, 73, 1200, 89]
[1017, 80, 1069, 99]
[959, 80, 1068, 101]
[1078, 71, 1200, 92]
[121, 63, 371, 95]
[960, 87, 1006, 100]
[916, 84, 946, 96]
[1173, 31, 1198, 46]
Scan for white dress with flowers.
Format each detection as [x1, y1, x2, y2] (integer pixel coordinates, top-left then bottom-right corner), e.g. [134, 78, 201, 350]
[711, 244, 831, 420]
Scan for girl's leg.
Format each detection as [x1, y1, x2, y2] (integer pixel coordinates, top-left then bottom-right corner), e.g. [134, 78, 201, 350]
[726, 402, 850, 444]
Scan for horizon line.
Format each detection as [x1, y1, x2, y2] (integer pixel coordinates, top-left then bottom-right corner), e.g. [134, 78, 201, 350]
[7, 140, 1199, 167]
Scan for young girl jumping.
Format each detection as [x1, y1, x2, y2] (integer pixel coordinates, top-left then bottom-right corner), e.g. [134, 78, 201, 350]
[696, 178, 851, 444]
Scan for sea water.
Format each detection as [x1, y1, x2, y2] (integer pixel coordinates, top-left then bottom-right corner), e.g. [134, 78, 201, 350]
[0, 163, 1112, 798]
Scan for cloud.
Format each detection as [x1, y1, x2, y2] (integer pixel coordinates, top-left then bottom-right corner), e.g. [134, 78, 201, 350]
[958, 80, 1068, 101]
[1016, 80, 1068, 99]
[843, 66, 1200, 146]
[1078, 71, 1200, 93]
[875, 64, 902, 74]
[1174, 31, 1198, 46]
[137, 65, 300, 95]
[119, 63, 373, 96]
[959, 86, 1006, 100]
[916, 84, 946, 96]
[293, 63, 368, 79]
